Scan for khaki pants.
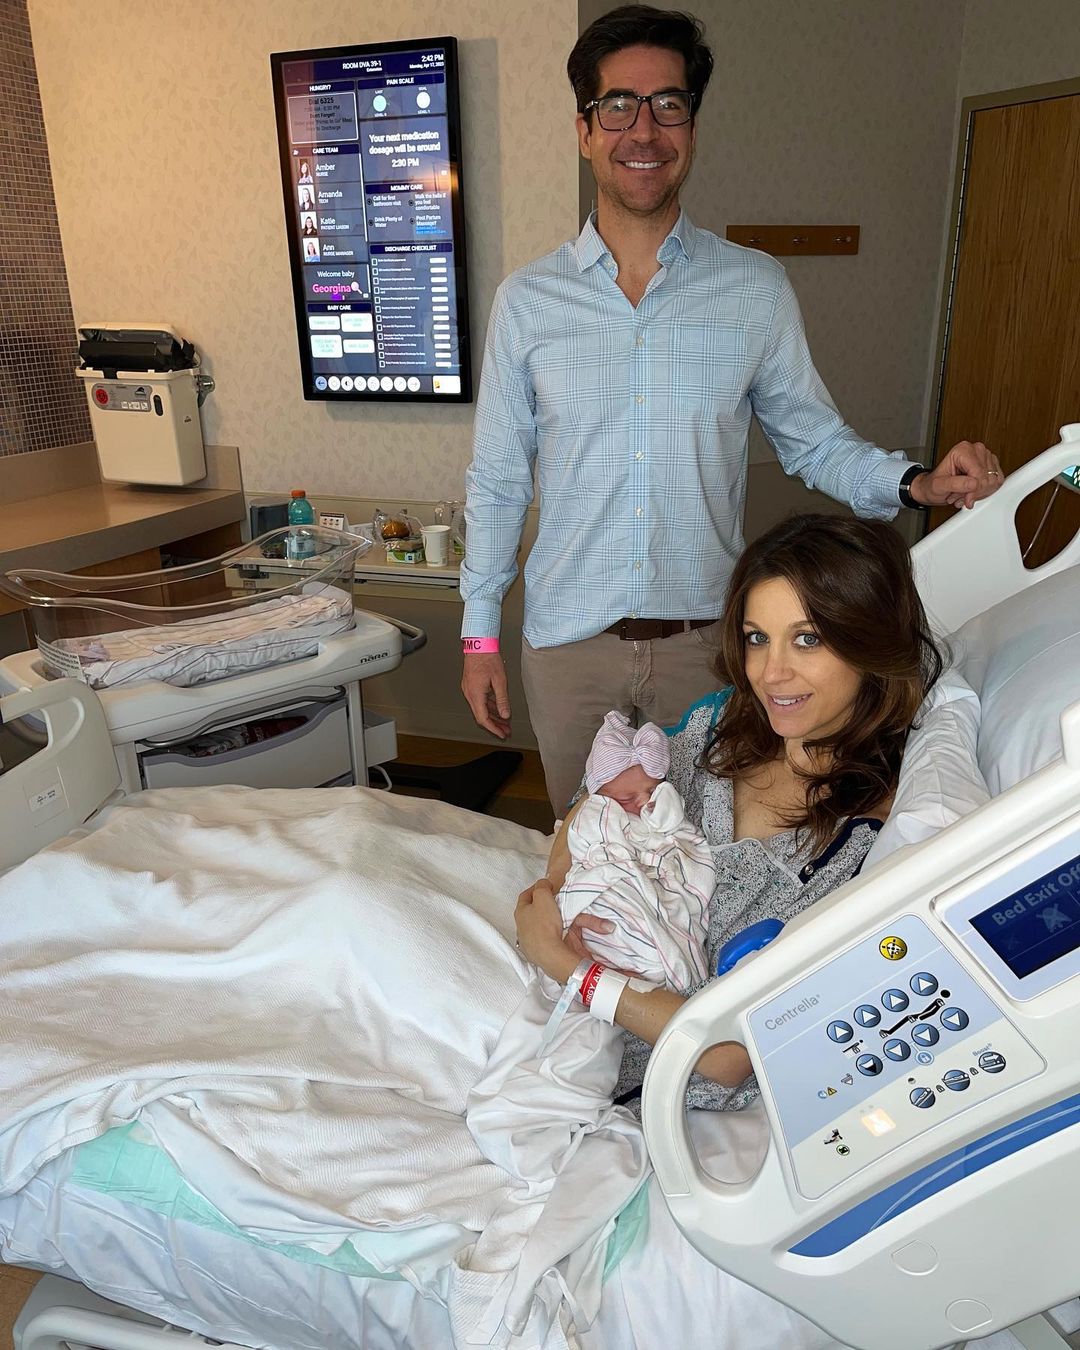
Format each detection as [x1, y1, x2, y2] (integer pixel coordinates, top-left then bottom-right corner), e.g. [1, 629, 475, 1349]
[521, 623, 722, 816]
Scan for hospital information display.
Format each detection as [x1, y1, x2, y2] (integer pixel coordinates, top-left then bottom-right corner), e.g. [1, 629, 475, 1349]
[271, 38, 472, 402]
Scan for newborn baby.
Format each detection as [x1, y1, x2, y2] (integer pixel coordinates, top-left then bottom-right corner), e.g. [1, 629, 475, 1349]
[467, 712, 716, 1229]
[557, 710, 712, 991]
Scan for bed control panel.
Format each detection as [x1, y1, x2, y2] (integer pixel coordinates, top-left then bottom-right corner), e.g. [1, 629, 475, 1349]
[747, 914, 1044, 1199]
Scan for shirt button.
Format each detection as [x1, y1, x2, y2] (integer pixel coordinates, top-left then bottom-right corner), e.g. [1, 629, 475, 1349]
[635, 335, 644, 347]
[634, 561, 642, 570]
[635, 506, 643, 517]
[629, 612, 638, 619]
[635, 394, 645, 405]
[634, 451, 644, 461]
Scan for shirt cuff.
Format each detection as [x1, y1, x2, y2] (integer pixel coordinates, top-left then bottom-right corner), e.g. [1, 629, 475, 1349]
[880, 452, 925, 508]
[460, 600, 503, 641]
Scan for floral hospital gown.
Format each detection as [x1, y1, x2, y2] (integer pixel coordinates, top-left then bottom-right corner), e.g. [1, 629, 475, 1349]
[612, 690, 882, 1113]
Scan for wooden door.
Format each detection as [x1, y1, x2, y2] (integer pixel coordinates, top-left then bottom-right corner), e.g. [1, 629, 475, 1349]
[930, 91, 1080, 564]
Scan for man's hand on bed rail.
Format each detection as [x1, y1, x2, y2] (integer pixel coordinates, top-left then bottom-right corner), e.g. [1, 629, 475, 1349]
[910, 441, 1004, 510]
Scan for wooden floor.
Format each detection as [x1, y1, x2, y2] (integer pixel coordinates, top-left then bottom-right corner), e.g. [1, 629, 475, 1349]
[0, 737, 552, 1341]
[0, 1266, 37, 1349]
[390, 734, 555, 833]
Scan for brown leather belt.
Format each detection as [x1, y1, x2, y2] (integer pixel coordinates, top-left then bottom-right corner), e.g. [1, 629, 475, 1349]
[604, 617, 717, 641]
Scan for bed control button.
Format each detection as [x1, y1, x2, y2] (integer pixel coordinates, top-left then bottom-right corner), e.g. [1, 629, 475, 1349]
[856, 1054, 883, 1076]
[892, 1240, 939, 1275]
[881, 988, 909, 1012]
[910, 972, 938, 996]
[827, 1020, 854, 1043]
[943, 1069, 970, 1091]
[979, 1051, 1006, 1074]
[911, 1024, 940, 1047]
[854, 1004, 881, 1027]
[946, 1300, 992, 1334]
[910, 1086, 936, 1109]
[883, 1037, 911, 1061]
[940, 1007, 969, 1032]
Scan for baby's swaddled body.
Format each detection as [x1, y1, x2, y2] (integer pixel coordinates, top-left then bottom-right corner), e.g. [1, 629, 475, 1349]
[558, 780, 712, 993]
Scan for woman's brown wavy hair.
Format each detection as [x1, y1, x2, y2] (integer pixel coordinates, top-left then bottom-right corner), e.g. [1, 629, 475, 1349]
[705, 514, 943, 857]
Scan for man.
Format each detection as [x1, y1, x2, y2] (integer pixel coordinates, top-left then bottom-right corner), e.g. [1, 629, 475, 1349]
[460, 5, 1002, 815]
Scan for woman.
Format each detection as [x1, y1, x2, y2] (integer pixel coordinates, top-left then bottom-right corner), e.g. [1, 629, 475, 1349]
[515, 514, 942, 1110]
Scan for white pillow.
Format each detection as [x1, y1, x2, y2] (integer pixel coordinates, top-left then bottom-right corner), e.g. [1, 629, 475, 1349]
[863, 671, 989, 870]
[951, 564, 1080, 795]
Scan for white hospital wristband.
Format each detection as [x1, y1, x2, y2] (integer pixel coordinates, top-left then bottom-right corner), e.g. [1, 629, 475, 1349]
[536, 958, 592, 1057]
[589, 969, 630, 1024]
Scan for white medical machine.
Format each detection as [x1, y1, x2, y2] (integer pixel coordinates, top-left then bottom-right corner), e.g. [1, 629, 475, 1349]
[76, 324, 215, 486]
[643, 427, 1080, 1350]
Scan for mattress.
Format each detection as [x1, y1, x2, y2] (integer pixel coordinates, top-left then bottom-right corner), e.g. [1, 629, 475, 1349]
[0, 1112, 846, 1350]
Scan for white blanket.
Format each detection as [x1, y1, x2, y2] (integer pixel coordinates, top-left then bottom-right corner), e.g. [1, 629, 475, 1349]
[0, 785, 640, 1347]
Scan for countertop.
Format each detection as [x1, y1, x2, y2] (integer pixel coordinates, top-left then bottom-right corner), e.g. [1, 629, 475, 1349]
[0, 480, 246, 576]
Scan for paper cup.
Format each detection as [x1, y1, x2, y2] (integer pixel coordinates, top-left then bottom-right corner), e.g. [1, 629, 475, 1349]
[421, 524, 451, 566]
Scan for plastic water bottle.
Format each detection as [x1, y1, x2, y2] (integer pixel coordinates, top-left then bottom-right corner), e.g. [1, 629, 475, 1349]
[287, 488, 316, 560]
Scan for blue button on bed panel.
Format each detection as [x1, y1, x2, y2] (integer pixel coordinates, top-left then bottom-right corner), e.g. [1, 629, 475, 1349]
[882, 989, 909, 1012]
[854, 1004, 881, 1027]
[911, 972, 939, 996]
[940, 1007, 970, 1032]
[714, 918, 785, 976]
[789, 1089, 1080, 1258]
[911, 1024, 940, 1047]
[883, 1038, 911, 1061]
[827, 1020, 854, 1043]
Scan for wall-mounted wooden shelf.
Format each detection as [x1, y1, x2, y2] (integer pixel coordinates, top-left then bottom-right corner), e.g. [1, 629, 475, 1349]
[726, 225, 860, 257]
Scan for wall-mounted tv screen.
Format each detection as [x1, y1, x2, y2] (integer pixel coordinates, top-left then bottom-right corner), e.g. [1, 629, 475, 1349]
[271, 37, 472, 403]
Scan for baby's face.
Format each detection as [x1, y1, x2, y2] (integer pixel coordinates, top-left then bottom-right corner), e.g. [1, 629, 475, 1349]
[598, 765, 661, 815]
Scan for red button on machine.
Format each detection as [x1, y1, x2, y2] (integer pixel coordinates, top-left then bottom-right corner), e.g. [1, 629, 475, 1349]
[94, 388, 109, 405]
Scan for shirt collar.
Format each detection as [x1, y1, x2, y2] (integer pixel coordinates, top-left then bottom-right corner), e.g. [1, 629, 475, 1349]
[573, 209, 697, 273]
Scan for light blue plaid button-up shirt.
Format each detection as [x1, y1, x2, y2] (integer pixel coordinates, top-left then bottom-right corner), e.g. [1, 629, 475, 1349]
[460, 212, 912, 648]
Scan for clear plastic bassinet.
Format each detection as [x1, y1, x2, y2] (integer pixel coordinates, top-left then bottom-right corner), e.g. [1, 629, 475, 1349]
[0, 527, 372, 690]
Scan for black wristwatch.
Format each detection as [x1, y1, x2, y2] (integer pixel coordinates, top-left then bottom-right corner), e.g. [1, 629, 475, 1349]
[898, 463, 930, 510]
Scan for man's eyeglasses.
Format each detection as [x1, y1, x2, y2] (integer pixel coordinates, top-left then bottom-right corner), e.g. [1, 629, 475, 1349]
[583, 89, 695, 132]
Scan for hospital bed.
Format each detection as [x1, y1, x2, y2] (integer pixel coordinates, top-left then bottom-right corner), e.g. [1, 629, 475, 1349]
[0, 432, 1078, 1350]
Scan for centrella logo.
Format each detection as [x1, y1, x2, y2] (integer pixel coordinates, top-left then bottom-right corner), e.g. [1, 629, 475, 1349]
[764, 994, 820, 1030]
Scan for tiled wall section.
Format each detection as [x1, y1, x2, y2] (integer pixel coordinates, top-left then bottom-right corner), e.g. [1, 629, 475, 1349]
[0, 0, 89, 456]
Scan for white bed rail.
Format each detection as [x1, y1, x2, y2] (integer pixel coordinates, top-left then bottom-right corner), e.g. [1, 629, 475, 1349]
[911, 425, 1080, 634]
[0, 678, 120, 872]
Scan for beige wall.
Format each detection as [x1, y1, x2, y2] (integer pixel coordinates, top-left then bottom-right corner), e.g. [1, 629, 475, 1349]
[958, 0, 1080, 96]
[28, 0, 579, 500]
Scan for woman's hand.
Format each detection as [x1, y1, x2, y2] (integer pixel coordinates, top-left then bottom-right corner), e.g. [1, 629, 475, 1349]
[515, 879, 581, 984]
[566, 912, 615, 960]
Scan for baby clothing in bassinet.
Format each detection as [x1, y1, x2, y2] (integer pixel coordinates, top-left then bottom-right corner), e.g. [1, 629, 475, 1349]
[39, 584, 354, 690]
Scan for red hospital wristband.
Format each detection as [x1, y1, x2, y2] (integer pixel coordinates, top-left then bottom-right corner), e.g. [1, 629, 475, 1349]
[579, 962, 605, 1008]
[463, 637, 500, 653]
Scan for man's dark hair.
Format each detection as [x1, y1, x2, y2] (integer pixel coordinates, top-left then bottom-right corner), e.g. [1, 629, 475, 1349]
[567, 6, 714, 117]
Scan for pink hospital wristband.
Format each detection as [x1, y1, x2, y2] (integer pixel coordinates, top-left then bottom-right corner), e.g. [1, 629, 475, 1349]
[463, 637, 499, 653]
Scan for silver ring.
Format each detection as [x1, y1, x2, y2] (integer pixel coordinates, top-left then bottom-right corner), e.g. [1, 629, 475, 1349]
[988, 469, 1002, 477]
